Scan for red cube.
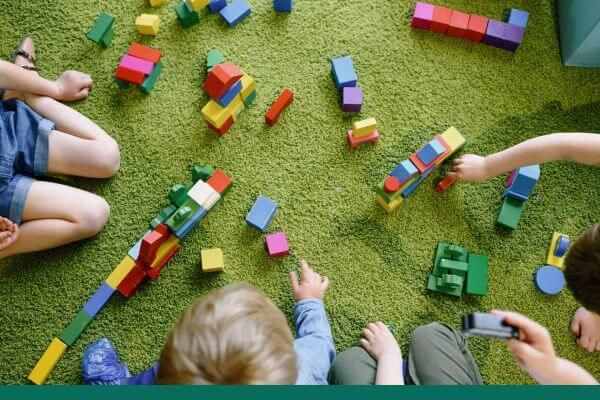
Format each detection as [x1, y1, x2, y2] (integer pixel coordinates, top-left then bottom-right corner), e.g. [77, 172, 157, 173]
[206, 169, 232, 195]
[430, 6, 452, 34]
[203, 62, 244, 100]
[447, 11, 470, 39]
[465, 14, 489, 42]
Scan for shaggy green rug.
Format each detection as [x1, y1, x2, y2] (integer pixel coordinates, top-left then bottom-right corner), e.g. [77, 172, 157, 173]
[0, 0, 599, 385]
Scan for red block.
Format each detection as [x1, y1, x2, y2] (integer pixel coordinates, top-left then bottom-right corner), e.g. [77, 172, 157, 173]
[139, 224, 170, 265]
[117, 265, 147, 298]
[436, 175, 457, 193]
[128, 43, 162, 64]
[265, 88, 294, 126]
[146, 244, 180, 280]
[208, 116, 234, 136]
[430, 6, 453, 34]
[447, 11, 470, 39]
[114, 66, 145, 85]
[465, 14, 489, 42]
[384, 176, 400, 194]
[409, 135, 451, 173]
[204, 62, 244, 100]
[206, 169, 232, 195]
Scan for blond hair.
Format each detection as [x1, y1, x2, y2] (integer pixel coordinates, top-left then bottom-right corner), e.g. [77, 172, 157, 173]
[156, 282, 298, 384]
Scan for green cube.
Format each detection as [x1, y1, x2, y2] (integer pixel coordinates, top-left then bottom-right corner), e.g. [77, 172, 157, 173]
[192, 165, 216, 183]
[466, 254, 489, 295]
[175, 1, 200, 28]
[496, 196, 525, 230]
[60, 309, 93, 346]
[87, 13, 115, 44]
[243, 90, 256, 108]
[140, 61, 163, 94]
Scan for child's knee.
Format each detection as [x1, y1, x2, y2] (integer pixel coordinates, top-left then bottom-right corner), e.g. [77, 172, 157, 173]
[75, 196, 110, 238]
[95, 138, 121, 178]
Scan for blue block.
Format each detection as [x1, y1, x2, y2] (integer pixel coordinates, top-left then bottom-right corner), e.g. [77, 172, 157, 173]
[209, 0, 227, 13]
[220, 0, 251, 27]
[128, 230, 152, 260]
[508, 8, 529, 29]
[174, 206, 208, 239]
[416, 139, 446, 166]
[390, 160, 418, 185]
[401, 166, 435, 198]
[216, 80, 242, 107]
[484, 20, 508, 49]
[83, 283, 115, 318]
[246, 195, 278, 233]
[554, 235, 570, 257]
[331, 56, 357, 91]
[534, 265, 566, 295]
[504, 164, 540, 201]
[274, 0, 292, 12]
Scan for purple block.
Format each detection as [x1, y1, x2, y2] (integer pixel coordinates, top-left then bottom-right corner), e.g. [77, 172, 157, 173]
[342, 86, 362, 112]
[120, 54, 154, 75]
[483, 20, 507, 49]
[503, 24, 525, 52]
[412, 2, 434, 30]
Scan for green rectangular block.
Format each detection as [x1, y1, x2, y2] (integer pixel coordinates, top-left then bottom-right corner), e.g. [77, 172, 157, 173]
[140, 61, 163, 94]
[175, 0, 200, 28]
[427, 274, 462, 297]
[87, 13, 115, 43]
[59, 309, 93, 346]
[165, 198, 201, 232]
[466, 254, 489, 296]
[242, 90, 256, 108]
[496, 196, 525, 230]
[150, 204, 178, 229]
[438, 259, 468, 278]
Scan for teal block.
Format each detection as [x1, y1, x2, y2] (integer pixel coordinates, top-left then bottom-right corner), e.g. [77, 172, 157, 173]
[175, 0, 200, 28]
[165, 198, 201, 232]
[87, 13, 114, 44]
[59, 309, 93, 346]
[169, 184, 190, 207]
[207, 49, 225, 71]
[114, 78, 130, 89]
[98, 28, 115, 48]
[140, 61, 163, 94]
[192, 165, 216, 182]
[558, 0, 600, 67]
[496, 196, 525, 230]
[150, 204, 178, 229]
[243, 90, 256, 107]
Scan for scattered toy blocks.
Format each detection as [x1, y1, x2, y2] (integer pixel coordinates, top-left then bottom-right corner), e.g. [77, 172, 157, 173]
[28, 338, 67, 385]
[82, 283, 115, 318]
[412, 2, 434, 30]
[465, 14, 489, 42]
[115, 44, 163, 93]
[342, 86, 362, 112]
[175, 0, 200, 28]
[534, 265, 566, 295]
[59, 309, 93, 346]
[204, 62, 244, 100]
[508, 8, 529, 28]
[266, 232, 289, 257]
[352, 118, 377, 138]
[209, 0, 227, 13]
[447, 10, 470, 39]
[430, 5, 452, 34]
[220, 0, 251, 27]
[331, 56, 357, 91]
[106, 256, 137, 289]
[496, 196, 525, 230]
[265, 88, 293, 126]
[135, 14, 160, 35]
[87, 13, 115, 48]
[201, 248, 224, 273]
[347, 129, 379, 149]
[246, 195, 278, 232]
[504, 165, 540, 201]
[547, 232, 569, 268]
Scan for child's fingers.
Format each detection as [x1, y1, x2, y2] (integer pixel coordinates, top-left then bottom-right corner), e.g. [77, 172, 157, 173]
[571, 316, 581, 337]
[321, 276, 330, 291]
[367, 322, 379, 335]
[300, 260, 311, 277]
[375, 321, 388, 332]
[77, 88, 90, 99]
[359, 338, 370, 351]
[446, 172, 458, 180]
[362, 327, 375, 341]
[0, 232, 12, 242]
[289, 271, 300, 292]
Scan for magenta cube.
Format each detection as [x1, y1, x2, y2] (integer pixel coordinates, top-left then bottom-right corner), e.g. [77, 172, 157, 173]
[120, 54, 154, 75]
[412, 2, 434, 30]
[265, 232, 289, 257]
[342, 86, 362, 112]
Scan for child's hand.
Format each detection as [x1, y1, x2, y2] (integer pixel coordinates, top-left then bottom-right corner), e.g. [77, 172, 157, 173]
[447, 154, 490, 182]
[289, 260, 329, 302]
[360, 322, 404, 385]
[54, 70, 93, 101]
[0, 217, 19, 250]
[571, 307, 600, 352]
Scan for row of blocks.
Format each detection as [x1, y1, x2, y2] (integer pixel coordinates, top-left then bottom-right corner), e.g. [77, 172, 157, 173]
[496, 164, 540, 230]
[245, 195, 289, 257]
[412, 2, 529, 52]
[114, 43, 163, 94]
[331, 56, 362, 112]
[175, 0, 251, 28]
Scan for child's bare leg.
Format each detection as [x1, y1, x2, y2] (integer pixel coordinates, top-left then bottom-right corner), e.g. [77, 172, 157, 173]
[0, 181, 109, 259]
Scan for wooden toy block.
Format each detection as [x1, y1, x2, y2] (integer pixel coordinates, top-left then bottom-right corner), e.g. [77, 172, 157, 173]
[347, 130, 379, 149]
[144, 235, 180, 279]
[240, 74, 256, 100]
[206, 169, 232, 195]
[504, 164, 540, 201]
[120, 54, 154, 75]
[135, 14, 161, 35]
[28, 338, 67, 385]
[409, 137, 450, 173]
[114, 65, 146, 86]
[189, 0, 210, 11]
[117, 264, 147, 298]
[209, 116, 234, 136]
[430, 5, 452, 34]
[342, 86, 362, 112]
[466, 254, 489, 295]
[171, 206, 207, 239]
[128, 43, 162, 64]
[427, 274, 462, 297]
[547, 232, 569, 268]
[220, 0, 251, 27]
[204, 62, 244, 100]
[201, 248, 225, 272]
[87, 13, 115, 45]
[503, 24, 525, 52]
[166, 198, 201, 231]
[139, 224, 170, 264]
[374, 179, 405, 204]
[147, 243, 180, 279]
[202, 100, 230, 128]
[439, 126, 466, 152]
[128, 230, 152, 260]
[412, 2, 434, 30]
[175, 0, 200, 28]
[352, 118, 377, 138]
[390, 159, 419, 184]
[376, 194, 403, 213]
[266, 232, 289, 257]
[465, 14, 488, 42]
[207, 49, 225, 71]
[209, 0, 227, 13]
[331, 56, 357, 91]
[106, 256, 137, 289]
[187, 180, 221, 210]
[447, 10, 470, 39]
[141, 60, 163, 94]
[265, 88, 294, 126]
[436, 175, 457, 192]
[169, 184, 190, 208]
[534, 265, 565, 295]
[192, 165, 216, 182]
[496, 196, 525, 230]
[243, 90, 256, 108]
[401, 165, 435, 198]
[384, 176, 401, 194]
[508, 8, 529, 29]
[98, 28, 115, 48]
[83, 283, 115, 318]
[438, 258, 468, 278]
[150, 0, 166, 6]
[59, 309, 93, 346]
[484, 19, 508, 49]
[216, 79, 243, 107]
[246, 195, 278, 232]
[274, 0, 293, 12]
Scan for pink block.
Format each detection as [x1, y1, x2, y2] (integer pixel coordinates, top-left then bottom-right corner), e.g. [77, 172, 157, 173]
[412, 2, 434, 30]
[265, 232, 289, 258]
[505, 169, 516, 188]
[347, 130, 379, 149]
[120, 54, 154, 75]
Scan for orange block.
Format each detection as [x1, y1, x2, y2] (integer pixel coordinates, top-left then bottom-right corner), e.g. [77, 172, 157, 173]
[114, 66, 145, 85]
[204, 62, 244, 100]
[265, 88, 294, 126]
[128, 43, 162, 63]
[447, 11, 470, 39]
[206, 169, 232, 195]
[430, 6, 452, 34]
[465, 14, 489, 42]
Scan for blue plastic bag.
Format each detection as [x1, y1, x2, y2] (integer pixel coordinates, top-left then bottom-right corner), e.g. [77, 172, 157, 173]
[82, 338, 131, 385]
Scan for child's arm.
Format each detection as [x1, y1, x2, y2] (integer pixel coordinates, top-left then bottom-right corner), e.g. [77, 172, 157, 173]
[0, 217, 19, 250]
[359, 322, 404, 385]
[448, 133, 600, 182]
[0, 60, 93, 101]
[493, 310, 598, 385]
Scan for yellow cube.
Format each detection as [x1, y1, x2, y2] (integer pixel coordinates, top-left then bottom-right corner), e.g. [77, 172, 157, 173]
[439, 126, 466, 153]
[188, 0, 210, 11]
[135, 14, 160, 35]
[352, 118, 377, 138]
[28, 338, 67, 385]
[106, 256, 136, 289]
[240, 74, 256, 100]
[201, 248, 224, 273]
[546, 232, 568, 268]
[149, 0, 165, 6]
[376, 194, 403, 213]
[152, 235, 181, 268]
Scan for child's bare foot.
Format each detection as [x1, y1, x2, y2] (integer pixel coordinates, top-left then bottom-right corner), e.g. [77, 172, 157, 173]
[0, 217, 19, 251]
[2, 36, 37, 101]
[571, 307, 600, 352]
[360, 321, 404, 385]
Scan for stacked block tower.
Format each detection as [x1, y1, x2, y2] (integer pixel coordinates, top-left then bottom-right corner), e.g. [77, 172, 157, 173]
[347, 118, 379, 148]
[331, 56, 362, 112]
[114, 43, 163, 94]
[412, 2, 529, 52]
[496, 165, 540, 230]
[28, 165, 232, 385]
[428, 242, 489, 297]
[87, 13, 115, 48]
[201, 60, 256, 135]
[375, 127, 466, 212]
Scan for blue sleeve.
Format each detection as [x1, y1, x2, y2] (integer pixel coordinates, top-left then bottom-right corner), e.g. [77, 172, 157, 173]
[293, 299, 336, 385]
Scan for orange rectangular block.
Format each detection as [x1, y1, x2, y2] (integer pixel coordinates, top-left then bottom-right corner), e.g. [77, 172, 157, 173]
[430, 6, 452, 34]
[114, 66, 145, 85]
[465, 14, 489, 42]
[265, 88, 293, 126]
[447, 11, 470, 39]
[128, 43, 162, 63]
[208, 116, 234, 136]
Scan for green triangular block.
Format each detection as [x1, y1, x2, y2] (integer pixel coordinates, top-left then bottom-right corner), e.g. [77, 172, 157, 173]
[207, 49, 225, 71]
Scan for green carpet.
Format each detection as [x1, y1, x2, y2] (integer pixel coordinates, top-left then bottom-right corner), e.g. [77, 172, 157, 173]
[1, 0, 599, 385]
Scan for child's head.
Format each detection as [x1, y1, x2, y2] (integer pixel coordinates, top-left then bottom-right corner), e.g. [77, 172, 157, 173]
[565, 224, 600, 313]
[156, 282, 297, 384]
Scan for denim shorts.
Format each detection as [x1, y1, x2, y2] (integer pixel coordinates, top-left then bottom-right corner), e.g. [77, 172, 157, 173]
[0, 99, 55, 224]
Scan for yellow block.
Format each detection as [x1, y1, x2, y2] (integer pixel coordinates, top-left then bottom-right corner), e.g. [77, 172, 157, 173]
[28, 338, 67, 385]
[135, 14, 160, 35]
[202, 95, 245, 128]
[201, 248, 224, 273]
[352, 118, 377, 138]
[240, 74, 255, 100]
[106, 256, 136, 289]
[188, 0, 210, 11]
[149, 0, 165, 6]
[376, 194, 403, 213]
[546, 232, 568, 268]
[440, 126, 466, 153]
[152, 235, 181, 268]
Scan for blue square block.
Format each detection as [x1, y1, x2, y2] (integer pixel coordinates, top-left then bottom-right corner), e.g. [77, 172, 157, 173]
[246, 195, 278, 233]
[401, 166, 434, 198]
[209, 0, 227, 13]
[83, 283, 115, 318]
[504, 164, 540, 201]
[390, 160, 418, 185]
[484, 20, 508, 48]
[220, 0, 251, 27]
[274, 0, 293, 12]
[503, 24, 525, 51]
[216, 79, 243, 107]
[331, 56, 357, 91]
[128, 230, 152, 260]
[417, 139, 446, 166]
[508, 8, 529, 29]
[173, 206, 208, 239]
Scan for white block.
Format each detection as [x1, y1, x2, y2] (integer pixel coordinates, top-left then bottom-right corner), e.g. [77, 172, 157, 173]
[188, 180, 221, 211]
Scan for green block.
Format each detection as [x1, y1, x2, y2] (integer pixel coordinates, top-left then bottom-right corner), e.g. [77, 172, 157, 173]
[207, 49, 225, 71]
[59, 309, 93, 346]
[98, 28, 115, 48]
[169, 184, 190, 207]
[558, 0, 600, 67]
[166, 198, 200, 232]
[440, 274, 464, 287]
[446, 244, 468, 262]
[87, 13, 115, 44]
[427, 274, 462, 297]
[150, 204, 178, 229]
[175, 1, 200, 28]
[192, 165, 216, 183]
[140, 61, 163, 94]
[114, 78, 130, 89]
[437, 258, 468, 278]
[466, 254, 489, 296]
[496, 196, 525, 230]
[243, 90, 256, 108]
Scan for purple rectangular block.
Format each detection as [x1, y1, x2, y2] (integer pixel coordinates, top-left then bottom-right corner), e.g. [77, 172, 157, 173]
[483, 20, 507, 49]
[412, 2, 434, 30]
[503, 24, 525, 51]
[120, 54, 154, 75]
[342, 86, 362, 112]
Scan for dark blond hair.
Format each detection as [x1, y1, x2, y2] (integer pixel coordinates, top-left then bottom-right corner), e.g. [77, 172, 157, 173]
[157, 283, 298, 384]
[565, 224, 600, 313]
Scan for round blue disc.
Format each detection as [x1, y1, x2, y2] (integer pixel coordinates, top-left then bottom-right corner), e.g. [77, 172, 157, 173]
[534, 265, 565, 295]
